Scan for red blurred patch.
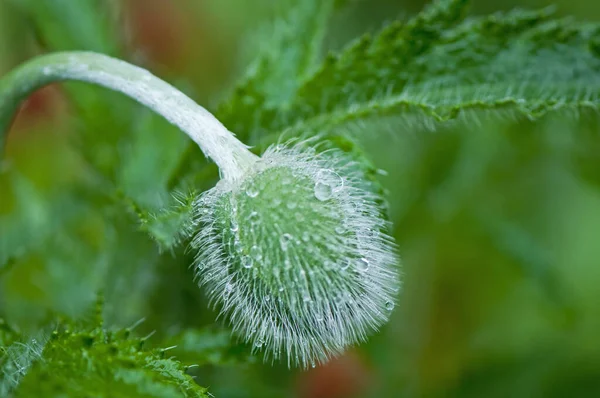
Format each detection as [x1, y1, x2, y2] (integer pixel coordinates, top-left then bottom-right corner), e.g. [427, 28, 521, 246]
[8, 84, 65, 135]
[297, 352, 371, 398]
[124, 0, 191, 69]
[123, 0, 233, 95]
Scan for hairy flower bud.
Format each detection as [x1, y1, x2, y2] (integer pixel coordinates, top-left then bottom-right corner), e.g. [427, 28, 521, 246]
[192, 143, 400, 368]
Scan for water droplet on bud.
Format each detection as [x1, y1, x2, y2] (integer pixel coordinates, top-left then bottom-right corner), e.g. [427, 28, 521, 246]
[385, 301, 395, 311]
[340, 259, 350, 270]
[241, 256, 253, 269]
[316, 169, 343, 191]
[358, 258, 370, 272]
[280, 233, 293, 251]
[233, 239, 243, 253]
[248, 211, 260, 224]
[224, 283, 234, 299]
[314, 182, 332, 201]
[250, 245, 262, 261]
[246, 186, 259, 198]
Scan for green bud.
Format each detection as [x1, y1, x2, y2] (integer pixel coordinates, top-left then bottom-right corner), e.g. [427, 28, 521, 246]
[192, 143, 400, 368]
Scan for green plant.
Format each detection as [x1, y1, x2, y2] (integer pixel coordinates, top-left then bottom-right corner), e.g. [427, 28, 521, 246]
[1, 0, 599, 396]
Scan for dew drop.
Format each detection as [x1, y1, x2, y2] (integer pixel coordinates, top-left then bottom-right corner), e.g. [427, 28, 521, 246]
[385, 301, 395, 311]
[335, 225, 345, 234]
[241, 256, 253, 269]
[250, 245, 262, 261]
[302, 232, 310, 242]
[311, 361, 316, 369]
[280, 233, 293, 251]
[248, 211, 260, 224]
[317, 169, 343, 191]
[224, 283, 234, 298]
[344, 292, 354, 304]
[246, 186, 259, 198]
[340, 259, 350, 271]
[358, 257, 370, 272]
[264, 295, 271, 303]
[287, 201, 297, 210]
[314, 182, 332, 201]
[234, 239, 243, 253]
[230, 222, 239, 233]
[254, 339, 264, 348]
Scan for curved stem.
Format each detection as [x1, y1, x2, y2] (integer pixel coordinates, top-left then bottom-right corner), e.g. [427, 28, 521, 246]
[0, 51, 258, 181]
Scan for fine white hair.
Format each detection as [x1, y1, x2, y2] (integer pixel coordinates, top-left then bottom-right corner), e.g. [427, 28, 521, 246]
[192, 142, 400, 368]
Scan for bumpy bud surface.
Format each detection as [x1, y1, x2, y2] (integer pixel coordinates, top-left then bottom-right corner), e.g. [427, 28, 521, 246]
[192, 143, 400, 367]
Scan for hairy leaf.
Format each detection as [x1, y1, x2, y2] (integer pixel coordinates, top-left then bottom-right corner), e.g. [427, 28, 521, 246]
[163, 326, 254, 367]
[251, 0, 600, 137]
[0, 324, 47, 397]
[10, 322, 208, 397]
[215, 0, 336, 143]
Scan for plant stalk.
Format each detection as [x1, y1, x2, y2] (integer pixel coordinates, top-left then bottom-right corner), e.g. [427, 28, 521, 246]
[0, 51, 258, 180]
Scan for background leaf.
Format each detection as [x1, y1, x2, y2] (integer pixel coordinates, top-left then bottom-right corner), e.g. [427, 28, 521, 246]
[277, 2, 600, 137]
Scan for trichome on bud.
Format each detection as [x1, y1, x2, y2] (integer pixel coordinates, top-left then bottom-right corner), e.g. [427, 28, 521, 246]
[192, 142, 400, 368]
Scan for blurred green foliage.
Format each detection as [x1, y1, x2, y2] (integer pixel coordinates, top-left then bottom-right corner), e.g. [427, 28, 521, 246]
[1, 0, 600, 397]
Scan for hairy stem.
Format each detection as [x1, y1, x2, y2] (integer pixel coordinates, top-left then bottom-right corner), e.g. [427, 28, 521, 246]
[0, 51, 258, 180]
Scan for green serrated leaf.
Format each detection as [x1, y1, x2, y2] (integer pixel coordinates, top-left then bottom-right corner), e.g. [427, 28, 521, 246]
[11, 322, 208, 398]
[254, 0, 470, 133]
[215, 0, 336, 143]
[136, 190, 199, 251]
[163, 326, 254, 367]
[0, 320, 47, 397]
[271, 1, 600, 136]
